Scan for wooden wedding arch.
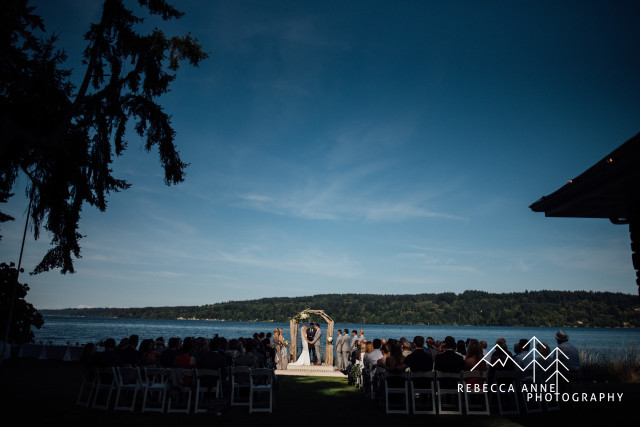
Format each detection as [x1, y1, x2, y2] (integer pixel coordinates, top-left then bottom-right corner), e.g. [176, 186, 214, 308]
[289, 309, 335, 365]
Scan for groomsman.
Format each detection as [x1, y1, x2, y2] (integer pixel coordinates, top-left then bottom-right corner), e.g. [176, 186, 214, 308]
[341, 329, 350, 369]
[350, 330, 358, 352]
[335, 329, 344, 369]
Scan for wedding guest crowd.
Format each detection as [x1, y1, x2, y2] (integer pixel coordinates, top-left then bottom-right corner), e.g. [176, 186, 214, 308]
[84, 325, 580, 389]
[336, 328, 581, 389]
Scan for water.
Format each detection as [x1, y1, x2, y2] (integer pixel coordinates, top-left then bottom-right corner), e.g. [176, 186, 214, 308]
[34, 316, 640, 356]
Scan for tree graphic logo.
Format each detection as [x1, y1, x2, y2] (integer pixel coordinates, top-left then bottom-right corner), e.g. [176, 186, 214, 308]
[471, 336, 570, 390]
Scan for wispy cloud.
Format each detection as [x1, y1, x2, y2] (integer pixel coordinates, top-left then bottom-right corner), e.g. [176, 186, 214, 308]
[143, 271, 188, 279]
[215, 246, 363, 279]
[237, 189, 464, 222]
[543, 245, 631, 272]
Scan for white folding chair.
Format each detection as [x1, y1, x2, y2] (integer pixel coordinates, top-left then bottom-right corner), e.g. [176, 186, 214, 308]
[114, 366, 142, 411]
[230, 366, 251, 406]
[166, 368, 194, 413]
[435, 371, 462, 414]
[361, 367, 372, 398]
[249, 368, 274, 413]
[462, 371, 490, 415]
[520, 377, 543, 414]
[370, 366, 386, 404]
[493, 370, 521, 415]
[142, 367, 169, 413]
[355, 359, 365, 389]
[384, 371, 410, 414]
[76, 366, 97, 407]
[409, 371, 436, 414]
[91, 367, 116, 410]
[195, 368, 222, 413]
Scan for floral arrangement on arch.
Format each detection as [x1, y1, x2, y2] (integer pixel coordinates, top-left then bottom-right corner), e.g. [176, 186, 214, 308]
[326, 336, 333, 344]
[292, 311, 310, 324]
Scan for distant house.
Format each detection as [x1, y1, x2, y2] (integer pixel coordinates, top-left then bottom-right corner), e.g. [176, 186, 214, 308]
[529, 132, 640, 296]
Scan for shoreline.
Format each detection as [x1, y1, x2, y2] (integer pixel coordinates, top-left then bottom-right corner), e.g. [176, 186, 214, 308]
[38, 314, 640, 329]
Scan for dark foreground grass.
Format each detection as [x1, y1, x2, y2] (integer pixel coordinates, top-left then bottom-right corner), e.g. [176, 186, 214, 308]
[1, 358, 638, 426]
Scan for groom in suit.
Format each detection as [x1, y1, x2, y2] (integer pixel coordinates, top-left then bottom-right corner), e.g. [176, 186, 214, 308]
[307, 322, 317, 364]
[312, 323, 322, 365]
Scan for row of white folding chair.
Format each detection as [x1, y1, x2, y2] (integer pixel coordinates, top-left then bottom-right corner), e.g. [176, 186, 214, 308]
[79, 366, 142, 411]
[229, 366, 275, 413]
[378, 370, 490, 415]
[77, 366, 223, 413]
[148, 367, 223, 414]
[409, 369, 559, 416]
[491, 370, 561, 415]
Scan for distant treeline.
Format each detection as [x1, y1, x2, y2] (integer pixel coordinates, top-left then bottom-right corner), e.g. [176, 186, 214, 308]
[40, 291, 640, 328]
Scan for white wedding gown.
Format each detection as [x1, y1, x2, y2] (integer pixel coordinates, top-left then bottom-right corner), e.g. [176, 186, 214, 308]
[289, 329, 311, 366]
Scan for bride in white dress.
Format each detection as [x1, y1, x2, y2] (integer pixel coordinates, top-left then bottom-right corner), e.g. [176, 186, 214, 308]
[289, 325, 311, 366]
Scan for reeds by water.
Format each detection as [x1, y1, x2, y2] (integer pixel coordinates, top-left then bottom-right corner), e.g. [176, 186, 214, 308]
[579, 344, 640, 383]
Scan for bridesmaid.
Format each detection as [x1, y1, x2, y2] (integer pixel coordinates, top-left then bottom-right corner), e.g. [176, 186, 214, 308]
[278, 328, 288, 370]
[273, 328, 282, 369]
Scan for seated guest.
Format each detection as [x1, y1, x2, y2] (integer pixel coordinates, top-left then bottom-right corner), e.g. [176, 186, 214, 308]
[364, 339, 383, 371]
[96, 338, 123, 367]
[253, 339, 266, 368]
[350, 340, 362, 365]
[463, 339, 486, 385]
[198, 339, 227, 370]
[434, 336, 464, 373]
[363, 341, 373, 360]
[193, 337, 209, 364]
[426, 337, 439, 360]
[516, 338, 534, 378]
[404, 336, 433, 372]
[234, 339, 262, 368]
[384, 340, 407, 374]
[554, 330, 580, 379]
[154, 337, 165, 354]
[535, 342, 552, 372]
[513, 339, 526, 364]
[197, 337, 228, 386]
[480, 340, 488, 356]
[174, 339, 196, 369]
[159, 337, 180, 367]
[456, 340, 466, 357]
[401, 339, 413, 357]
[384, 341, 407, 389]
[488, 337, 515, 384]
[138, 338, 159, 366]
[119, 334, 139, 366]
[377, 343, 390, 368]
[490, 338, 515, 371]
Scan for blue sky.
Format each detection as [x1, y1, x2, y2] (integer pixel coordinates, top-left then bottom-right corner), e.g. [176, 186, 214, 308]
[1, 0, 639, 309]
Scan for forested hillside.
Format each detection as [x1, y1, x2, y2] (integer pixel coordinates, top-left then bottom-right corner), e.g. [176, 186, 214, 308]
[40, 291, 640, 328]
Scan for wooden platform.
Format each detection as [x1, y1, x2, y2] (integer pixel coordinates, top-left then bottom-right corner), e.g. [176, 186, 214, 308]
[276, 364, 347, 377]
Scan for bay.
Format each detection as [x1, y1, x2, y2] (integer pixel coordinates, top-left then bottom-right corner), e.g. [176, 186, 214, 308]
[34, 316, 640, 357]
